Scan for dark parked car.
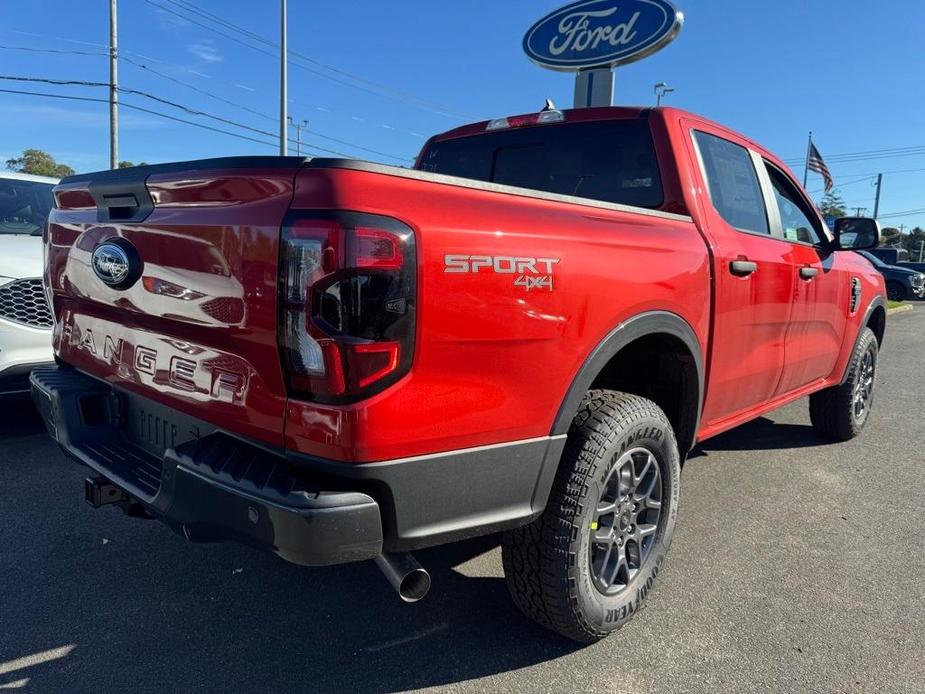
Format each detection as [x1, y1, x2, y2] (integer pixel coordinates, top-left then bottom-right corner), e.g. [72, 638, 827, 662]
[856, 250, 925, 301]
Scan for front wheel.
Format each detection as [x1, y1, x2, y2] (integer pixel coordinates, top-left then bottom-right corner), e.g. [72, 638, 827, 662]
[501, 390, 680, 643]
[809, 327, 878, 440]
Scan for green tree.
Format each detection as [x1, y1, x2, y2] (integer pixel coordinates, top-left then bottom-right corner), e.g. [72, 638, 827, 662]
[817, 189, 846, 218]
[5, 148, 75, 177]
[118, 160, 148, 168]
[901, 226, 925, 261]
[881, 227, 902, 246]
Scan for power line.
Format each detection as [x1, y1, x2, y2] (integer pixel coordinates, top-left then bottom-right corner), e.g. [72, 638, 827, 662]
[143, 0, 471, 120]
[784, 144, 925, 166]
[807, 174, 878, 195]
[120, 55, 274, 123]
[0, 86, 278, 148]
[166, 0, 473, 119]
[877, 207, 925, 220]
[0, 74, 412, 161]
[0, 44, 106, 57]
[0, 75, 108, 88]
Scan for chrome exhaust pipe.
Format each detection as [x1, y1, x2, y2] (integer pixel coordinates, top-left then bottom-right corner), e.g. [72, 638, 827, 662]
[374, 552, 431, 603]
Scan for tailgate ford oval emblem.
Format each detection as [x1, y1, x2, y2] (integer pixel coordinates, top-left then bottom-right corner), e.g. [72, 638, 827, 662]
[91, 239, 141, 289]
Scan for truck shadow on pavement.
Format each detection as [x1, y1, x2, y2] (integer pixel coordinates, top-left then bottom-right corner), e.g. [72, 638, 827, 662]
[1, 423, 585, 693]
[3, 400, 843, 692]
[5, 533, 584, 692]
[0, 395, 45, 439]
[690, 415, 834, 457]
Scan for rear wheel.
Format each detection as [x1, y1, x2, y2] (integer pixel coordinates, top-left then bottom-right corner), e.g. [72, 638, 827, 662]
[501, 390, 680, 643]
[886, 281, 907, 302]
[809, 327, 878, 440]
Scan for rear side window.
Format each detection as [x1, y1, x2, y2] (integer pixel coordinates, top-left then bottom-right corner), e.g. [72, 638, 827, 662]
[693, 131, 768, 235]
[418, 120, 663, 209]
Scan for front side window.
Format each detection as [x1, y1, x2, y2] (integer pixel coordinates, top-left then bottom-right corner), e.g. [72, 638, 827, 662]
[764, 163, 825, 245]
[693, 131, 769, 235]
[0, 179, 54, 235]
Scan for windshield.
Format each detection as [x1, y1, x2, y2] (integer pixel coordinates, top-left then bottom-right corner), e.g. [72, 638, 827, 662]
[856, 250, 885, 267]
[0, 178, 55, 235]
[418, 119, 664, 209]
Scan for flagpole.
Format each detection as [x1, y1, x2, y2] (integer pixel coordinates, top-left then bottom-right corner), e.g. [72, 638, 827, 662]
[803, 130, 812, 188]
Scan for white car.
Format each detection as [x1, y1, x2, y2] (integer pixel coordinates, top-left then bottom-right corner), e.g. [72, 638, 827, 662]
[0, 171, 57, 396]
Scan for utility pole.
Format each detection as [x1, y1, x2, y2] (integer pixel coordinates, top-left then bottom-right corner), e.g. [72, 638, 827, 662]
[109, 0, 119, 169]
[853, 207, 867, 217]
[288, 117, 308, 156]
[873, 173, 882, 219]
[279, 0, 288, 155]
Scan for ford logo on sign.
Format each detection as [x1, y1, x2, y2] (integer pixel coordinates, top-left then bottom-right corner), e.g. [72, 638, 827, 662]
[91, 239, 141, 289]
[523, 0, 683, 71]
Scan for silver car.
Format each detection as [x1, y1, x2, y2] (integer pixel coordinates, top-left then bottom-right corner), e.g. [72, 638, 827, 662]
[0, 171, 57, 395]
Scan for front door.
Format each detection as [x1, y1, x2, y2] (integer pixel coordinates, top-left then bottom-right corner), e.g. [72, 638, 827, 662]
[759, 160, 849, 394]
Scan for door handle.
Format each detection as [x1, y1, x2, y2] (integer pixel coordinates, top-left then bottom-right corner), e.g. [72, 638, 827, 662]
[799, 267, 819, 280]
[730, 260, 758, 277]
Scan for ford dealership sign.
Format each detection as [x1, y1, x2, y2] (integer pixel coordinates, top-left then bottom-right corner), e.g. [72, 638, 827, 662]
[523, 0, 683, 71]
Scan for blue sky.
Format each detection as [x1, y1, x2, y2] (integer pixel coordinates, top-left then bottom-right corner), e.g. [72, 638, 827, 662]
[1, 0, 923, 230]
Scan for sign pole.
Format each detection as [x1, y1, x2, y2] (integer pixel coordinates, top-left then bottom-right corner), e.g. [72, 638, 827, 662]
[574, 68, 615, 108]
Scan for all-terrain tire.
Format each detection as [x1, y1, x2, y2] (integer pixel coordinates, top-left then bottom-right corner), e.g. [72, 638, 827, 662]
[809, 327, 878, 440]
[501, 390, 680, 643]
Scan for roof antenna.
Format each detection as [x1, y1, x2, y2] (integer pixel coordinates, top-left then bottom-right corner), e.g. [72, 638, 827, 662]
[541, 98, 557, 112]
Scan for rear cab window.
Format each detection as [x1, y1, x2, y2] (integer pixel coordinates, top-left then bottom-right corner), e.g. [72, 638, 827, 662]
[417, 119, 664, 209]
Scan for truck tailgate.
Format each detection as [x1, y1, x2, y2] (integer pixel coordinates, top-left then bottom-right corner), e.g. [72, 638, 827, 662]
[47, 157, 305, 449]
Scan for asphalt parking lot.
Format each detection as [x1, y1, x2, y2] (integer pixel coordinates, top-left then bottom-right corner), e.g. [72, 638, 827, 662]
[1, 308, 922, 694]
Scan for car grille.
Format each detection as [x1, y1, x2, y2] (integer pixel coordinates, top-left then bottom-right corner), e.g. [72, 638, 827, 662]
[200, 296, 245, 324]
[912, 275, 925, 289]
[0, 278, 53, 328]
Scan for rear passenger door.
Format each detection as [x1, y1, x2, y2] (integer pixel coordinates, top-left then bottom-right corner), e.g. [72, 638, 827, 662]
[686, 127, 796, 428]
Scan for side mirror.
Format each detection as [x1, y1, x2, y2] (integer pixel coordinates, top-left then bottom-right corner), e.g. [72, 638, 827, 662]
[833, 217, 881, 251]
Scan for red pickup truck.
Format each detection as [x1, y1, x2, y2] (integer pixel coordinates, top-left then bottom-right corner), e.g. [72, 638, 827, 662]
[34, 106, 886, 642]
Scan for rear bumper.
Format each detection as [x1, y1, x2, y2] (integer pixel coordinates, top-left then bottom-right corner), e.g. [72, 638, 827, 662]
[32, 364, 567, 563]
[30, 365, 383, 566]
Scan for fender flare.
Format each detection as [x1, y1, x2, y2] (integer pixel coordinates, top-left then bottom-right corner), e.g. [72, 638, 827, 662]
[840, 295, 886, 385]
[551, 311, 705, 451]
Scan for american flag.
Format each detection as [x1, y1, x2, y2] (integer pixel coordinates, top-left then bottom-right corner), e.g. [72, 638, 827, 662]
[807, 143, 834, 192]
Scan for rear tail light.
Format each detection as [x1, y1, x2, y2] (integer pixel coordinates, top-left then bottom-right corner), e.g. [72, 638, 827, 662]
[279, 212, 416, 403]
